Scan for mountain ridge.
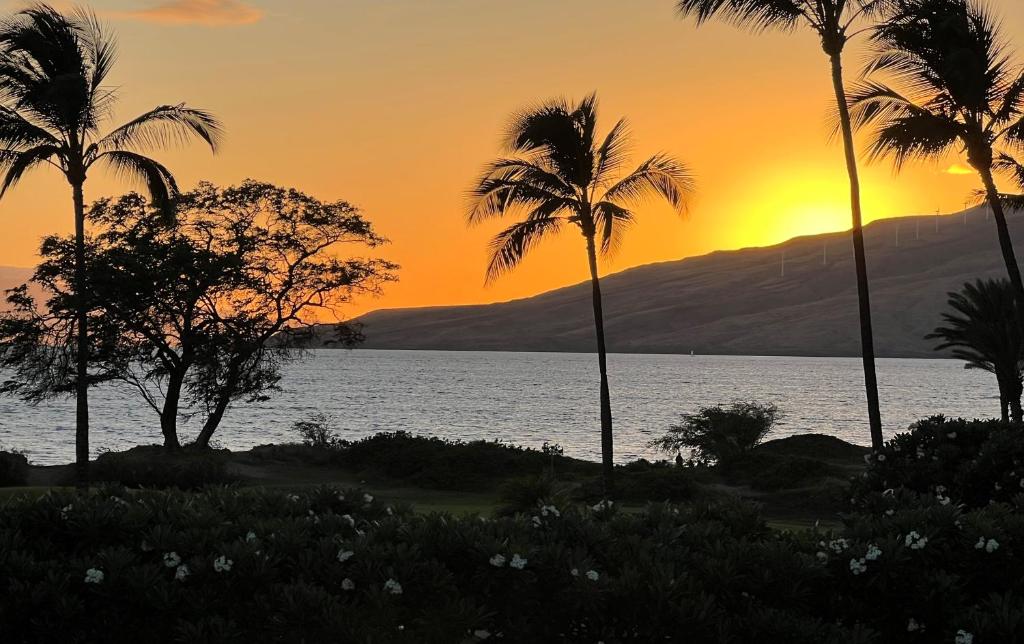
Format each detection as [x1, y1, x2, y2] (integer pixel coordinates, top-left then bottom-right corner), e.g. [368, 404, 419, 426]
[347, 206, 1021, 358]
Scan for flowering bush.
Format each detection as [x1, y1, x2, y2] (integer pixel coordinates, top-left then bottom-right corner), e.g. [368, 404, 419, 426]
[2, 485, 1023, 642]
[852, 416, 1024, 509]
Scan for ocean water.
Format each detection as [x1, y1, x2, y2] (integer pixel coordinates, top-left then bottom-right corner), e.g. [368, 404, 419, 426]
[0, 350, 999, 465]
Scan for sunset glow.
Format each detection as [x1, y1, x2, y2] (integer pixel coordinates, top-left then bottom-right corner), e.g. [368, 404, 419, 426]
[0, 0, 1021, 316]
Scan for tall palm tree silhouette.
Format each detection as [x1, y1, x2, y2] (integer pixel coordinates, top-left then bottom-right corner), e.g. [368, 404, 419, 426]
[927, 279, 1024, 423]
[675, 0, 887, 450]
[0, 5, 222, 484]
[849, 0, 1024, 300]
[468, 94, 694, 494]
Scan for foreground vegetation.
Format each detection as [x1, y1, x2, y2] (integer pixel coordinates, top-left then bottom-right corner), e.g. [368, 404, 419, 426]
[3, 416, 1023, 641]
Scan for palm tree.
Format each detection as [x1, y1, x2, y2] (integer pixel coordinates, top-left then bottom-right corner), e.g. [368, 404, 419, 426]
[675, 0, 887, 450]
[994, 153, 1024, 212]
[467, 93, 694, 495]
[0, 5, 222, 485]
[848, 0, 1024, 301]
[927, 279, 1024, 423]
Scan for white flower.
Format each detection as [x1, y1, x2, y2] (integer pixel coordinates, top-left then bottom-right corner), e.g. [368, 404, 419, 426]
[60, 504, 73, 520]
[828, 538, 850, 554]
[849, 558, 867, 576]
[863, 454, 873, 464]
[885, 509, 895, 516]
[995, 482, 1003, 491]
[907, 618, 923, 632]
[570, 567, 580, 576]
[213, 555, 233, 573]
[174, 564, 190, 582]
[287, 494, 300, 502]
[815, 551, 828, 563]
[904, 531, 928, 550]
[336, 492, 346, 502]
[337, 549, 355, 563]
[955, 629, 974, 644]
[865, 544, 882, 561]
[585, 570, 599, 581]
[937, 494, 951, 506]
[84, 568, 104, 584]
[947, 432, 957, 439]
[531, 515, 542, 527]
[986, 538, 1000, 553]
[384, 578, 403, 595]
[540, 504, 560, 518]
[386, 506, 394, 516]
[341, 514, 355, 527]
[488, 554, 506, 568]
[245, 531, 257, 543]
[509, 554, 527, 570]
[363, 494, 374, 504]
[591, 500, 613, 512]
[341, 578, 355, 591]
[877, 454, 886, 462]
[935, 485, 947, 494]
[882, 488, 895, 497]
[473, 629, 491, 640]
[163, 552, 182, 568]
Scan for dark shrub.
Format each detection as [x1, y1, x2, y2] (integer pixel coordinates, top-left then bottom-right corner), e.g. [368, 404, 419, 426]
[92, 446, 234, 489]
[725, 452, 833, 491]
[335, 431, 598, 490]
[613, 460, 697, 501]
[293, 413, 345, 450]
[0, 449, 28, 486]
[652, 402, 780, 465]
[496, 472, 565, 516]
[852, 416, 1020, 508]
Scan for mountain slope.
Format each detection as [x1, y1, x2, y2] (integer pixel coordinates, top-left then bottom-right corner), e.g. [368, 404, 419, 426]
[353, 207, 1022, 358]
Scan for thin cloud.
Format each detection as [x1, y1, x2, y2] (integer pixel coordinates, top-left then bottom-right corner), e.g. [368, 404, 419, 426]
[945, 163, 974, 176]
[116, 0, 264, 27]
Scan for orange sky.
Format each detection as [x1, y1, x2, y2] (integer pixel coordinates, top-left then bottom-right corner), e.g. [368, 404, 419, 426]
[1, 0, 1023, 317]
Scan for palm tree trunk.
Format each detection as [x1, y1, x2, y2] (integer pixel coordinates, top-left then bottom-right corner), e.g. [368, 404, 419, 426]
[829, 53, 884, 451]
[72, 180, 90, 487]
[979, 166, 1024, 301]
[584, 234, 614, 496]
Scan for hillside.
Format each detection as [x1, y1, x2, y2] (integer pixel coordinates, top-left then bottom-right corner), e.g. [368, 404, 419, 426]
[351, 207, 1022, 358]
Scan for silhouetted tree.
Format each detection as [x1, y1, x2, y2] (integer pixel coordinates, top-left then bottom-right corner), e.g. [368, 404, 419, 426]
[927, 279, 1024, 423]
[675, 0, 887, 450]
[850, 0, 1024, 301]
[0, 5, 221, 483]
[0, 182, 397, 449]
[994, 154, 1024, 212]
[467, 93, 694, 495]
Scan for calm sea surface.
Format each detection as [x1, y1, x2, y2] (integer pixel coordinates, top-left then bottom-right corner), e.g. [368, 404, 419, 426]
[0, 350, 999, 465]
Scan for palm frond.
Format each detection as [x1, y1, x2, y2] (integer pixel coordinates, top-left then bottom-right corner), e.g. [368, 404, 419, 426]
[600, 153, 695, 215]
[485, 216, 563, 283]
[593, 118, 631, 187]
[94, 104, 223, 155]
[0, 105, 60, 148]
[593, 200, 635, 256]
[467, 159, 577, 224]
[503, 93, 597, 189]
[94, 150, 178, 221]
[0, 144, 59, 195]
[675, 0, 803, 31]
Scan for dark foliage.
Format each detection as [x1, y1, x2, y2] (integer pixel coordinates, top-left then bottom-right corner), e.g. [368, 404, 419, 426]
[2, 486, 1024, 642]
[852, 416, 1024, 509]
[652, 402, 780, 465]
[0, 449, 29, 486]
[91, 446, 234, 489]
[330, 431, 599, 490]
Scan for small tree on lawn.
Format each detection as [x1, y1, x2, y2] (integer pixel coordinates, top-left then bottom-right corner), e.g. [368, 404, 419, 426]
[0, 181, 397, 448]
